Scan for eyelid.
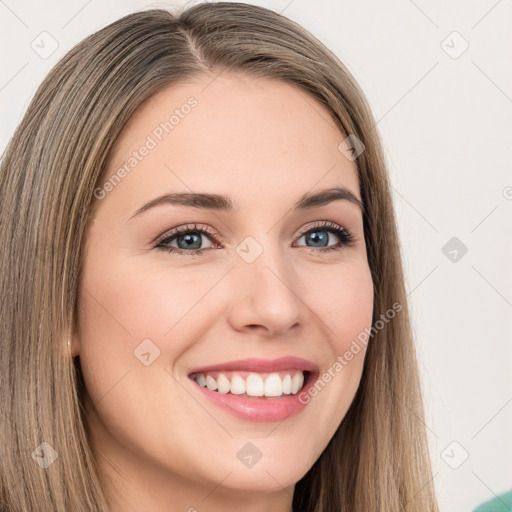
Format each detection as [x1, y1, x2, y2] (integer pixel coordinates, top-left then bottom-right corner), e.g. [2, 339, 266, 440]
[154, 223, 219, 247]
[295, 220, 348, 238]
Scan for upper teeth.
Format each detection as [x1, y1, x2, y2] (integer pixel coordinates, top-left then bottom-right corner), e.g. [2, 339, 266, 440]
[192, 370, 305, 397]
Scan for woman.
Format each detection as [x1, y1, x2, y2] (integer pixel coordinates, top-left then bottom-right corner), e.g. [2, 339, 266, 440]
[0, 2, 439, 511]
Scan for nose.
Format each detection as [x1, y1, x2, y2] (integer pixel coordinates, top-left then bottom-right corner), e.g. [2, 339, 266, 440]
[226, 242, 304, 337]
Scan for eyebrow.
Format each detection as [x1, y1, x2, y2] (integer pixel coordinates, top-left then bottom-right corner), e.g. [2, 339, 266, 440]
[127, 186, 364, 222]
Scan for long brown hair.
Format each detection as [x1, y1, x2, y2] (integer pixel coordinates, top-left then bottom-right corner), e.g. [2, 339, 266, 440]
[0, 3, 439, 511]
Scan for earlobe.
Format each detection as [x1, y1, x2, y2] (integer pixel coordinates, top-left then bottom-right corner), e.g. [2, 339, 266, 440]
[68, 338, 79, 358]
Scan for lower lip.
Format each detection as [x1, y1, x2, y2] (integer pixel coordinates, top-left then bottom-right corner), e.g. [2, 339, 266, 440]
[189, 373, 317, 423]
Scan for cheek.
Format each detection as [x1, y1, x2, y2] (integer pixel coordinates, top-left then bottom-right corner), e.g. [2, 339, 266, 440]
[75, 254, 230, 420]
[77, 254, 217, 353]
[312, 262, 374, 350]
[298, 262, 373, 429]
[75, 258, 218, 468]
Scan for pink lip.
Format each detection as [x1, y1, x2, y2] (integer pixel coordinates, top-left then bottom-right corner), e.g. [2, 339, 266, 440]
[187, 356, 319, 375]
[187, 356, 320, 423]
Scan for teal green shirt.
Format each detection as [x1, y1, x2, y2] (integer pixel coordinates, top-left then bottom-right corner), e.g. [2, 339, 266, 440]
[473, 490, 512, 511]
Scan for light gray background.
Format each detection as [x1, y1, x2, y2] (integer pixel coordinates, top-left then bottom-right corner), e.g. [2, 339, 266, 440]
[1, 1, 511, 511]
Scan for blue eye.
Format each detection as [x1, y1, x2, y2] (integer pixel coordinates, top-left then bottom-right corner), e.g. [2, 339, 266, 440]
[156, 223, 218, 255]
[155, 221, 354, 255]
[294, 222, 354, 252]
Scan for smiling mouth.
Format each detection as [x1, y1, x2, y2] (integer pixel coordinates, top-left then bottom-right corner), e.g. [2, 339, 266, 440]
[189, 369, 312, 398]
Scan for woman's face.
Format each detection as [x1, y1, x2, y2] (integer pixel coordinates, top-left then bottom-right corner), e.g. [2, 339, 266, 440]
[74, 72, 374, 510]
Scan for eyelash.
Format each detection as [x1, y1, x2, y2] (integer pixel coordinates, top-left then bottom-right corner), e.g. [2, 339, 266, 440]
[155, 221, 355, 256]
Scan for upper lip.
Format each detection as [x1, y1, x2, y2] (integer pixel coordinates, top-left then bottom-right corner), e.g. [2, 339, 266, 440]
[188, 356, 319, 376]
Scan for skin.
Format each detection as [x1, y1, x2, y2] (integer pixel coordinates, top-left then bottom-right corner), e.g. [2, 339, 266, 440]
[72, 72, 374, 512]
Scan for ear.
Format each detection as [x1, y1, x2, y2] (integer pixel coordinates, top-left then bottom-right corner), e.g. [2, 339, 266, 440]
[68, 330, 81, 358]
[68, 337, 80, 358]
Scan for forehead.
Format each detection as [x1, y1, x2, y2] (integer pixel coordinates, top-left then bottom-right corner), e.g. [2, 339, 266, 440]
[100, 73, 360, 213]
